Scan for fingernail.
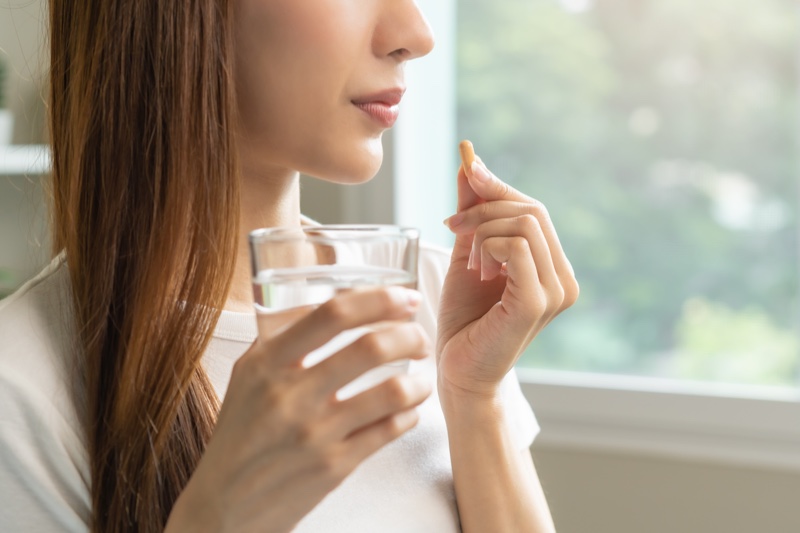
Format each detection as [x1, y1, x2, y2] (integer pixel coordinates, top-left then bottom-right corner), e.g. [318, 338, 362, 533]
[391, 287, 422, 311]
[471, 161, 492, 183]
[443, 212, 465, 228]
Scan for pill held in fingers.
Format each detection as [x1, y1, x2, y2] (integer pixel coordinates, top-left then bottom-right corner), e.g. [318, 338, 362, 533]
[458, 140, 475, 172]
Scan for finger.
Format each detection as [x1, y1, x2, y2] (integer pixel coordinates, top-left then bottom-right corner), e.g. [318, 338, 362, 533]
[336, 407, 421, 473]
[445, 200, 535, 233]
[451, 142, 484, 266]
[480, 235, 576, 349]
[456, 159, 484, 213]
[448, 162, 486, 265]
[445, 196, 574, 286]
[304, 322, 431, 398]
[267, 287, 422, 366]
[467, 159, 533, 203]
[480, 236, 545, 317]
[332, 374, 431, 441]
[472, 217, 559, 290]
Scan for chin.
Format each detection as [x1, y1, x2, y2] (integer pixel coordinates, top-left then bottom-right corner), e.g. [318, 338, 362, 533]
[313, 138, 384, 184]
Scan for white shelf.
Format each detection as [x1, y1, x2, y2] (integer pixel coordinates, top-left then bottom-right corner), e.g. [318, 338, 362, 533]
[0, 144, 51, 176]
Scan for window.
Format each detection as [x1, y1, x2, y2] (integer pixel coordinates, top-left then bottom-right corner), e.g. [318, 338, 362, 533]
[454, 0, 800, 388]
[392, 0, 800, 468]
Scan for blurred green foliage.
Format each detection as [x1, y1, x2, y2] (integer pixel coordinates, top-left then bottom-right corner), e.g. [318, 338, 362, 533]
[457, 0, 800, 385]
[675, 298, 798, 385]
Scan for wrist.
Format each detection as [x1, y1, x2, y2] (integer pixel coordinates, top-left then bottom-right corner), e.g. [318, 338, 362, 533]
[438, 377, 504, 420]
[165, 475, 223, 533]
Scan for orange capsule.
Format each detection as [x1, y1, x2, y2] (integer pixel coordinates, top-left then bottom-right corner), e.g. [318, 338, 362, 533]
[458, 140, 475, 172]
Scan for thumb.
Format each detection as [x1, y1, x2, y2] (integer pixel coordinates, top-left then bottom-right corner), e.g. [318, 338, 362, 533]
[451, 161, 485, 262]
[457, 161, 484, 212]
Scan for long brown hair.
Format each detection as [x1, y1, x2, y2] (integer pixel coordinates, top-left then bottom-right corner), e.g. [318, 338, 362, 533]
[48, 1, 239, 530]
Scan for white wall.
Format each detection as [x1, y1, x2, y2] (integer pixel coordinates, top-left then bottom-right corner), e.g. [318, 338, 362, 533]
[0, 1, 49, 292]
[0, 0, 48, 144]
[534, 445, 800, 533]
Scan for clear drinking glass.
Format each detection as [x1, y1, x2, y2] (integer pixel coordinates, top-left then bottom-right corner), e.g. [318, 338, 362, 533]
[249, 225, 420, 400]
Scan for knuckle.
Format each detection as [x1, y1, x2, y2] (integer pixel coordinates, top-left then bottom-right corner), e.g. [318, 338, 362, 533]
[473, 223, 488, 242]
[564, 278, 580, 306]
[294, 421, 316, 447]
[408, 322, 430, 352]
[385, 417, 405, 439]
[321, 298, 350, 325]
[510, 236, 530, 255]
[478, 202, 492, 219]
[527, 199, 549, 218]
[262, 383, 285, 412]
[385, 410, 418, 439]
[269, 388, 296, 419]
[377, 287, 398, 313]
[498, 181, 512, 197]
[546, 286, 566, 314]
[524, 293, 548, 321]
[382, 377, 412, 407]
[517, 213, 541, 232]
[318, 447, 348, 483]
[356, 331, 388, 360]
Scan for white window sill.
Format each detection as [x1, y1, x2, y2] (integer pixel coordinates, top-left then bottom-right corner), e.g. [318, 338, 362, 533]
[0, 144, 51, 176]
[519, 368, 800, 472]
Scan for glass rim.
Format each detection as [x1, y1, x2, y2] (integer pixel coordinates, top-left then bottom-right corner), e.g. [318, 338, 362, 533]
[249, 224, 420, 245]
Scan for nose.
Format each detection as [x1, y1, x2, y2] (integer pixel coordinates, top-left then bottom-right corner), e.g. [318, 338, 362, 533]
[374, 0, 436, 62]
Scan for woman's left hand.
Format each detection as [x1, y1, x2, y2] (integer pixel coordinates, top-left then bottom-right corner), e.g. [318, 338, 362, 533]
[437, 157, 579, 399]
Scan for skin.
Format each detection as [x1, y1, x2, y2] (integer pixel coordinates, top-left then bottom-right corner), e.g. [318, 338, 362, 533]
[167, 0, 578, 531]
[438, 159, 577, 532]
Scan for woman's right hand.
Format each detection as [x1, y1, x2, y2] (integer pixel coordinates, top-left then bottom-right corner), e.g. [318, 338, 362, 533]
[164, 286, 432, 533]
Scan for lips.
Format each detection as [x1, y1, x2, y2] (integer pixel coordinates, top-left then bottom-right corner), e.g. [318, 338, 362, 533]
[352, 88, 405, 128]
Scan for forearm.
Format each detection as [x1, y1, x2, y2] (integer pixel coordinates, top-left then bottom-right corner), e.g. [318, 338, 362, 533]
[441, 391, 555, 533]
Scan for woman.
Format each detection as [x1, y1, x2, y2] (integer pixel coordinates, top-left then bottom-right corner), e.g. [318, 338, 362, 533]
[0, 0, 578, 531]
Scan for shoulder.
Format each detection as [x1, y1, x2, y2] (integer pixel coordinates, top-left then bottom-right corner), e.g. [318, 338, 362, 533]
[0, 255, 79, 401]
[0, 257, 91, 529]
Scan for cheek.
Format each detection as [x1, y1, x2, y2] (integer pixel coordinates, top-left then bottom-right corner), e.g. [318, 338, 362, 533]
[234, 1, 357, 136]
[233, 0, 383, 180]
[234, 0, 363, 92]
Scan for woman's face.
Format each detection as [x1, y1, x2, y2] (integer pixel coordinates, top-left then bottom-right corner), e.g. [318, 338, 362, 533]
[234, 0, 435, 183]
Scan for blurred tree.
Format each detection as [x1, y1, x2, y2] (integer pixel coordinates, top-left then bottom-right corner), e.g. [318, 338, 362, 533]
[674, 297, 798, 384]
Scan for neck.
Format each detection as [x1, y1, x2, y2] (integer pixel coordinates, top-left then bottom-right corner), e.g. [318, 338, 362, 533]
[227, 161, 304, 313]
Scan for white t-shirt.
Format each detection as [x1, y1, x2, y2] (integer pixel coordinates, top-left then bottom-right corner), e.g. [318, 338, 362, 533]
[0, 241, 539, 532]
